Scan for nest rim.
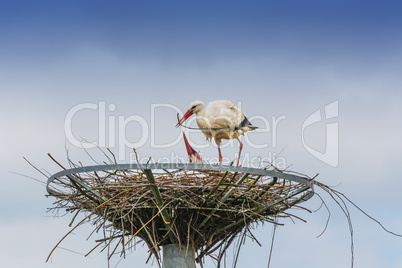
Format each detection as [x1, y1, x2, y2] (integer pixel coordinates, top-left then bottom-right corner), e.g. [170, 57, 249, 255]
[46, 163, 314, 196]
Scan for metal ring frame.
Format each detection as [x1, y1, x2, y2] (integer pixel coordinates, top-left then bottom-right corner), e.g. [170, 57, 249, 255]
[47, 163, 314, 202]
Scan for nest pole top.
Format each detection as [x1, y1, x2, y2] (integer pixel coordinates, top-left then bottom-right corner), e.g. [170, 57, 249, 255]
[162, 244, 196, 268]
[45, 162, 315, 265]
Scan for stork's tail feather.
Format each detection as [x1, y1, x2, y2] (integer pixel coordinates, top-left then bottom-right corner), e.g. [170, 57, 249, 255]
[236, 116, 258, 131]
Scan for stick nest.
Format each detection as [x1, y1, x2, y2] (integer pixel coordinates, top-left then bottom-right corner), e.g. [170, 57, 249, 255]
[47, 162, 313, 266]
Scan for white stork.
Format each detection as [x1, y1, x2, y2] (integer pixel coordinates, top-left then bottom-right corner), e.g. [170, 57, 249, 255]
[182, 132, 204, 164]
[176, 100, 258, 166]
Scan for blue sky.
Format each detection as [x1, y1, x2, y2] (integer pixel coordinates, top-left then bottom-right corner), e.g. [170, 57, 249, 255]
[1, 1, 402, 267]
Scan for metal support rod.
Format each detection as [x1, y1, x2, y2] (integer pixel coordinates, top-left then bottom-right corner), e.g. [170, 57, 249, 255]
[143, 169, 176, 244]
[163, 244, 196, 268]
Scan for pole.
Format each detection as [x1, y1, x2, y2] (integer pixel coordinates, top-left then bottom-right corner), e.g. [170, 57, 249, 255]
[162, 244, 196, 268]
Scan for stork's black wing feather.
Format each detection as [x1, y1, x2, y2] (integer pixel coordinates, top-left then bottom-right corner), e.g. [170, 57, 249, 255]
[235, 116, 253, 130]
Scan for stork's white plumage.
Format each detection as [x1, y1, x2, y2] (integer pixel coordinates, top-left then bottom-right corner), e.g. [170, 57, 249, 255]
[176, 100, 258, 166]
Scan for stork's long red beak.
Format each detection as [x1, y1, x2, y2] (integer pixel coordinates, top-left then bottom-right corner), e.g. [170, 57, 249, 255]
[182, 132, 202, 162]
[176, 110, 194, 128]
[183, 132, 195, 156]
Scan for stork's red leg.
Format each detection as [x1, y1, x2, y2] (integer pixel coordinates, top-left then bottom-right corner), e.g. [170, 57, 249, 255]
[218, 145, 223, 165]
[236, 138, 243, 166]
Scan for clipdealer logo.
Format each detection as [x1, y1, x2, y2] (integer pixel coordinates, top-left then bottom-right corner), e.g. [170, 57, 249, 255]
[63, 102, 285, 163]
[64, 101, 338, 167]
[301, 101, 339, 167]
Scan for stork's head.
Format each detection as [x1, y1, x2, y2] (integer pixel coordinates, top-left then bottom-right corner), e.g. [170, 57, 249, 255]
[176, 100, 204, 127]
[182, 132, 203, 164]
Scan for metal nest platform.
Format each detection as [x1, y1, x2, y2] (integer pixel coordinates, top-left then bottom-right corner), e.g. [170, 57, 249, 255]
[46, 163, 315, 266]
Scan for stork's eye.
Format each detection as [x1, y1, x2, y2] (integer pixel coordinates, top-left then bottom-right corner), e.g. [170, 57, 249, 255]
[191, 105, 196, 110]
